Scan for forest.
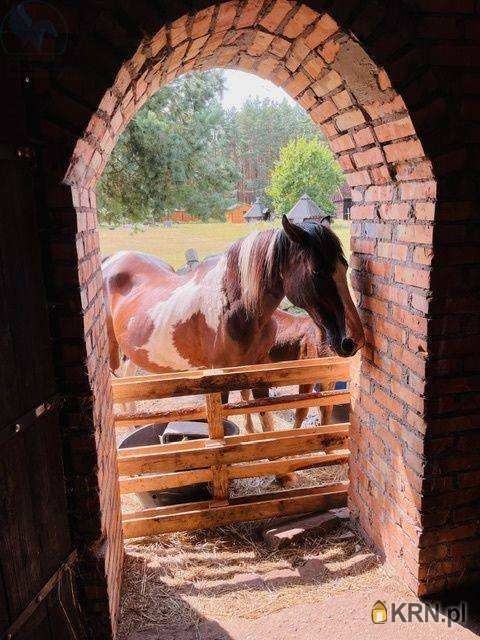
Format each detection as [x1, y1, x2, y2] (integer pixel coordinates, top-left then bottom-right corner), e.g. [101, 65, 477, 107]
[98, 69, 344, 224]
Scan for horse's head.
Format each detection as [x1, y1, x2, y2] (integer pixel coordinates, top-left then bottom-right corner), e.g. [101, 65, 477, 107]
[279, 215, 364, 357]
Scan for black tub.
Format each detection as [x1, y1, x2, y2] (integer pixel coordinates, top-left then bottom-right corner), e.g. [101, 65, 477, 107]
[119, 419, 239, 507]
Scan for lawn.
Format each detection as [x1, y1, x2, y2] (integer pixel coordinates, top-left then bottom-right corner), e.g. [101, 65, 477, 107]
[99, 220, 350, 269]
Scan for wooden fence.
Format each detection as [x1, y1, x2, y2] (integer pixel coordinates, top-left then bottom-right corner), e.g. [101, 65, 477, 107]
[112, 357, 351, 539]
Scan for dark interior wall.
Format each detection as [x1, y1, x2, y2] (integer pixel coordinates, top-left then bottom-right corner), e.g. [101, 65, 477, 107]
[0, 1, 479, 637]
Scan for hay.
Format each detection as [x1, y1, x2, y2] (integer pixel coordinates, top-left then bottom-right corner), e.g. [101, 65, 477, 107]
[117, 391, 367, 640]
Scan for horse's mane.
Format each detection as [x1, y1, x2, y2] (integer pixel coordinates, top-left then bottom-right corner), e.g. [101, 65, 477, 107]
[232, 222, 346, 314]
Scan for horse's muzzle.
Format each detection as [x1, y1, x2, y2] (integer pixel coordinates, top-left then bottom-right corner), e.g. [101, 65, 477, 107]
[339, 337, 357, 357]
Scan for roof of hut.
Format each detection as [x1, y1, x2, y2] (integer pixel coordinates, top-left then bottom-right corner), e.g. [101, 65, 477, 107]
[244, 197, 269, 220]
[287, 194, 327, 223]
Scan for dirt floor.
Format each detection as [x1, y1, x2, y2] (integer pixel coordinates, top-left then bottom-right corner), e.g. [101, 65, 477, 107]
[116, 396, 480, 640]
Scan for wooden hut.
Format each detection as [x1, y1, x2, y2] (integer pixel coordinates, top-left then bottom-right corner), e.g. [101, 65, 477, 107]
[225, 203, 250, 223]
[168, 208, 199, 223]
[244, 197, 272, 223]
[287, 194, 330, 224]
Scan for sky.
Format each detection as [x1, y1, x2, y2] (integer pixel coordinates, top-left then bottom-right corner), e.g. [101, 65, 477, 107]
[221, 69, 296, 109]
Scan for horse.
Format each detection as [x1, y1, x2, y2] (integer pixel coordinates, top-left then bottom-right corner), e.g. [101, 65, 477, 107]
[103, 215, 364, 435]
[241, 309, 336, 433]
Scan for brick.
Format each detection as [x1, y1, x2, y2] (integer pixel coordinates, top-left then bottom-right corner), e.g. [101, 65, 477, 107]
[395, 161, 434, 181]
[304, 14, 338, 49]
[215, 1, 238, 32]
[395, 265, 430, 289]
[364, 95, 406, 120]
[413, 246, 433, 265]
[377, 242, 408, 261]
[283, 71, 310, 97]
[384, 139, 424, 163]
[271, 36, 291, 57]
[414, 202, 435, 220]
[311, 69, 342, 96]
[345, 170, 371, 187]
[399, 181, 436, 200]
[169, 16, 189, 47]
[310, 99, 337, 123]
[329, 132, 355, 152]
[332, 90, 352, 110]
[397, 224, 433, 245]
[302, 53, 325, 78]
[350, 204, 375, 220]
[191, 7, 215, 38]
[259, 0, 294, 32]
[365, 185, 394, 202]
[236, 0, 264, 29]
[353, 127, 375, 147]
[285, 38, 310, 71]
[335, 109, 366, 131]
[296, 87, 316, 110]
[248, 31, 274, 56]
[282, 4, 317, 38]
[319, 39, 340, 63]
[352, 146, 383, 168]
[379, 203, 410, 220]
[374, 117, 416, 142]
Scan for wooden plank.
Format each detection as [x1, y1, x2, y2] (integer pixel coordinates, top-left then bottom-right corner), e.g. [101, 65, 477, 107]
[206, 393, 224, 439]
[119, 451, 349, 494]
[225, 389, 350, 417]
[122, 483, 348, 537]
[119, 468, 212, 494]
[114, 388, 349, 428]
[228, 450, 349, 480]
[2, 550, 77, 640]
[118, 425, 349, 476]
[118, 422, 350, 459]
[112, 357, 351, 402]
[211, 465, 229, 503]
[115, 405, 206, 427]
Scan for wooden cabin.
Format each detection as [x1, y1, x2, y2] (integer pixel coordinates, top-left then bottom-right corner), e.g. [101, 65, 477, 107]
[167, 208, 199, 223]
[225, 203, 250, 223]
[244, 197, 272, 223]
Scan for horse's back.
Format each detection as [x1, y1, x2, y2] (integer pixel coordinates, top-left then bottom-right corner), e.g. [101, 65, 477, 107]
[102, 250, 176, 294]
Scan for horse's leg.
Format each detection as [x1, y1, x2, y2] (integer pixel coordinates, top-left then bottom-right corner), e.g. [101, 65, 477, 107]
[318, 381, 336, 425]
[120, 358, 139, 415]
[252, 386, 297, 487]
[294, 383, 313, 428]
[251, 385, 274, 433]
[240, 389, 256, 433]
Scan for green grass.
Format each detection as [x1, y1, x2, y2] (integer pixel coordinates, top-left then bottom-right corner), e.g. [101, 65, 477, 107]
[99, 220, 350, 269]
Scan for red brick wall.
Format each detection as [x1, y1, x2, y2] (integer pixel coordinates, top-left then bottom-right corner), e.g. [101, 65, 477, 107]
[20, 0, 479, 634]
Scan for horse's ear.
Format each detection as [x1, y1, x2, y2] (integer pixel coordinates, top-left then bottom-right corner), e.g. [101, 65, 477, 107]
[282, 215, 309, 245]
[320, 214, 332, 227]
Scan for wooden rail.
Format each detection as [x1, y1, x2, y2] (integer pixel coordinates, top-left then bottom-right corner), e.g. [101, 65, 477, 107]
[114, 357, 351, 539]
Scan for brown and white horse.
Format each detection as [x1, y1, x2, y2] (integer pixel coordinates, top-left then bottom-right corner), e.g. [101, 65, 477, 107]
[103, 216, 364, 431]
[241, 309, 335, 433]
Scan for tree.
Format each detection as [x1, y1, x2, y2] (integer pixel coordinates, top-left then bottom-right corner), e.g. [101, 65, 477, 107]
[225, 98, 317, 204]
[266, 137, 345, 215]
[97, 70, 239, 224]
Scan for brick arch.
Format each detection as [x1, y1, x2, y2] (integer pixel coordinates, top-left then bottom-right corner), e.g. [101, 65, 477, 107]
[31, 0, 478, 635]
[66, 0, 439, 594]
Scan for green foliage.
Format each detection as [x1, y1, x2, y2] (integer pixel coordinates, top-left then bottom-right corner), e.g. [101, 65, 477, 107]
[226, 98, 317, 204]
[266, 137, 345, 215]
[97, 69, 343, 226]
[98, 70, 238, 224]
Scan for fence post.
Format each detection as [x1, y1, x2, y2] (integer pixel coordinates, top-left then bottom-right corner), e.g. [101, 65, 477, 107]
[206, 392, 229, 503]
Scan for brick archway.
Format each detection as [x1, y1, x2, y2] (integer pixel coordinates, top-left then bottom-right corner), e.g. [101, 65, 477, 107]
[68, 0, 437, 593]
[26, 1, 478, 635]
